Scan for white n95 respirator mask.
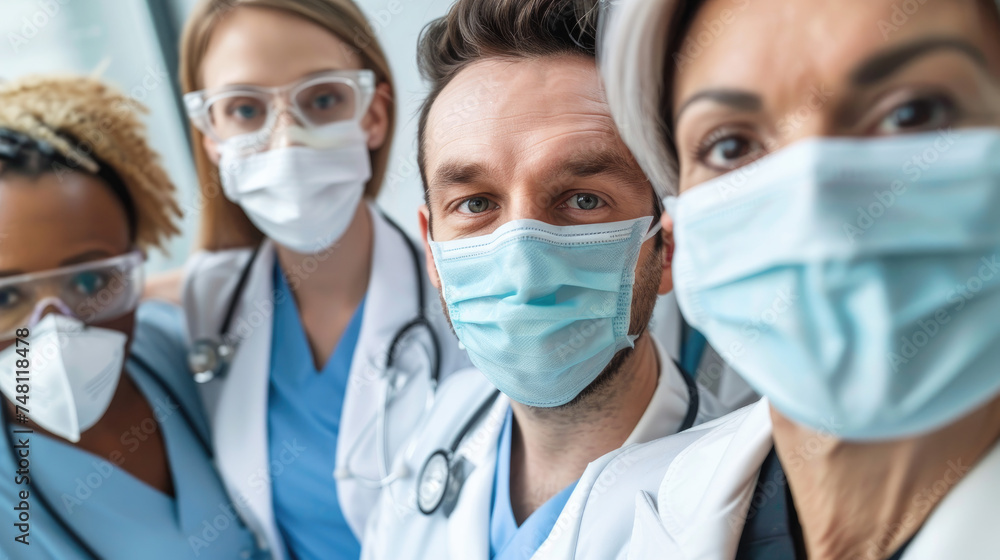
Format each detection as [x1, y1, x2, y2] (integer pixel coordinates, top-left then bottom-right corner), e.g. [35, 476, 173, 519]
[219, 121, 373, 255]
[0, 314, 127, 443]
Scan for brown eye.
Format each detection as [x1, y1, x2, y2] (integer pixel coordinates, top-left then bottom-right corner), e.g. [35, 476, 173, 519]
[878, 96, 955, 134]
[698, 134, 764, 172]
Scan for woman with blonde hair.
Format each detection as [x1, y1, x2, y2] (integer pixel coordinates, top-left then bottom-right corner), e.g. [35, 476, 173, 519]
[177, 1, 468, 559]
[0, 75, 265, 559]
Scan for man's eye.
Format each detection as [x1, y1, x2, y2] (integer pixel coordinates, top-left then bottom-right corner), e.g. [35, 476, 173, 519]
[878, 96, 955, 134]
[0, 287, 22, 309]
[69, 271, 108, 297]
[566, 193, 605, 210]
[698, 134, 763, 171]
[458, 197, 493, 214]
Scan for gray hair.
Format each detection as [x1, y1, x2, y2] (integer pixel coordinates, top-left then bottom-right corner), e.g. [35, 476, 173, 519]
[599, 0, 1000, 198]
[600, 0, 684, 197]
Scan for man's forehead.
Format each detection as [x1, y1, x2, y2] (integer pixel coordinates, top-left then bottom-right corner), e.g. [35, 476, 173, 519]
[427, 55, 609, 137]
[424, 55, 620, 173]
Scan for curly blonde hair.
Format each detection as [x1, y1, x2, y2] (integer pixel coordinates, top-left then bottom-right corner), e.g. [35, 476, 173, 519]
[0, 74, 181, 250]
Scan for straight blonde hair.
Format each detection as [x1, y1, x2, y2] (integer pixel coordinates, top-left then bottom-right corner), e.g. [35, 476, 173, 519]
[180, 0, 396, 251]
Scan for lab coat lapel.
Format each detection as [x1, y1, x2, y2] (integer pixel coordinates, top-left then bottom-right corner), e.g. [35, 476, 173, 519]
[902, 439, 1000, 559]
[447, 395, 510, 560]
[337, 204, 428, 537]
[210, 241, 286, 560]
[656, 399, 773, 559]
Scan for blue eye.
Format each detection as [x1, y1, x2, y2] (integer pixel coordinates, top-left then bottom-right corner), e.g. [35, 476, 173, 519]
[566, 193, 605, 211]
[311, 93, 340, 110]
[0, 287, 22, 309]
[235, 104, 260, 120]
[70, 271, 108, 297]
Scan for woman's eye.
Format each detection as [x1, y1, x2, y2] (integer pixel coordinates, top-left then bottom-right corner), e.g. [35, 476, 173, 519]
[566, 193, 605, 211]
[0, 287, 22, 309]
[458, 197, 493, 214]
[230, 103, 261, 121]
[311, 93, 340, 110]
[69, 271, 108, 297]
[698, 134, 764, 171]
[878, 96, 955, 134]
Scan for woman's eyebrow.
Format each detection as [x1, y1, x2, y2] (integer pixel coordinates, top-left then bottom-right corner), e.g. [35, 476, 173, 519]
[851, 37, 988, 86]
[674, 89, 763, 122]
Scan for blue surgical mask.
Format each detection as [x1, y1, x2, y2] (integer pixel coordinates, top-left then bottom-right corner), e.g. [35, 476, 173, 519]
[667, 128, 1000, 441]
[430, 216, 660, 407]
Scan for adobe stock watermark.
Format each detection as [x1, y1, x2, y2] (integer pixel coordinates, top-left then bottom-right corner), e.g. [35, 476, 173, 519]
[877, 0, 931, 41]
[887, 252, 1000, 372]
[7, 0, 72, 54]
[673, 0, 751, 71]
[844, 128, 957, 244]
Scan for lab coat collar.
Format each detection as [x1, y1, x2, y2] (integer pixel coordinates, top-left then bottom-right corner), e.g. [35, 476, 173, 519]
[337, 203, 437, 536]
[654, 399, 774, 559]
[208, 238, 284, 559]
[625, 337, 702, 446]
[447, 392, 511, 560]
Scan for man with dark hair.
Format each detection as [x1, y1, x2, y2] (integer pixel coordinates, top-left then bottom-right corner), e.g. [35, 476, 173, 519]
[360, 1, 733, 558]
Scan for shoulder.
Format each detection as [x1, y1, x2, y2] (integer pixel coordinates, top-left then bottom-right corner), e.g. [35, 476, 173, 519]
[132, 300, 188, 367]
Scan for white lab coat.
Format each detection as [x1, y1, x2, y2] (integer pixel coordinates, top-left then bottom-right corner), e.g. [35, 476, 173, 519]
[650, 294, 759, 411]
[362, 337, 725, 560]
[182, 203, 469, 560]
[541, 399, 1000, 559]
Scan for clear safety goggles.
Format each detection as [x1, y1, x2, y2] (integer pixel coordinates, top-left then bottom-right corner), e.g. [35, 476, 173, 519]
[184, 69, 376, 145]
[0, 251, 144, 341]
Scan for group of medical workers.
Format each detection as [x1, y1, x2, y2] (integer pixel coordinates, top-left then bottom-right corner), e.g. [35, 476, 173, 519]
[0, 0, 998, 557]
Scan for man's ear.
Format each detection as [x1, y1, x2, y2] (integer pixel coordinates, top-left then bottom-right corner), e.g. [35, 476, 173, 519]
[363, 82, 393, 151]
[657, 214, 675, 296]
[203, 134, 221, 166]
[419, 204, 441, 290]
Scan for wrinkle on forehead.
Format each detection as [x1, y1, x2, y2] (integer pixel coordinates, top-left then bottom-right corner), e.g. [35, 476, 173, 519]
[424, 55, 619, 180]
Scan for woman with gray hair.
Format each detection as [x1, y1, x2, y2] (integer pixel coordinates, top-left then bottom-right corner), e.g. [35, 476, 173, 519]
[544, 0, 1000, 558]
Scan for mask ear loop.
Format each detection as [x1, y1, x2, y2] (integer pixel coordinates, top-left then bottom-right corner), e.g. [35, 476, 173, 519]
[26, 297, 77, 328]
[642, 195, 666, 243]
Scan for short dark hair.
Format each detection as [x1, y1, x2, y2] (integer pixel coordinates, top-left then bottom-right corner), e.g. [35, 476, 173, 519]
[415, 0, 600, 192]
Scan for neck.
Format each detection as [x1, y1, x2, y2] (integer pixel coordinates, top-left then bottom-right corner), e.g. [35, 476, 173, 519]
[274, 201, 373, 301]
[508, 333, 660, 524]
[274, 202, 374, 368]
[773, 394, 1000, 560]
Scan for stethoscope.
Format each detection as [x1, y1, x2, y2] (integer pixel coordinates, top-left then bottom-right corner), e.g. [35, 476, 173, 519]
[1, 352, 212, 559]
[415, 358, 701, 517]
[186, 214, 443, 488]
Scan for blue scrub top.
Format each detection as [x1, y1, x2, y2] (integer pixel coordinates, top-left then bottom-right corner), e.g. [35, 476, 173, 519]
[489, 409, 578, 560]
[0, 302, 265, 560]
[268, 263, 366, 560]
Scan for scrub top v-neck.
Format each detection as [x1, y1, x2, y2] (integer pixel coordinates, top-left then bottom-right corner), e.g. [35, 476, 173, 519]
[268, 262, 367, 560]
[25, 307, 263, 559]
[489, 408, 578, 560]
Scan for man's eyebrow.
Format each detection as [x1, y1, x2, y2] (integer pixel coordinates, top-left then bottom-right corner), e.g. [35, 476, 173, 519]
[430, 161, 494, 189]
[674, 90, 763, 122]
[851, 37, 988, 86]
[558, 149, 646, 185]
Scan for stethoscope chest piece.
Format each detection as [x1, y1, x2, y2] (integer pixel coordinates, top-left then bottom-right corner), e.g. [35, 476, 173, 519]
[188, 338, 236, 384]
[417, 449, 452, 515]
[417, 449, 472, 517]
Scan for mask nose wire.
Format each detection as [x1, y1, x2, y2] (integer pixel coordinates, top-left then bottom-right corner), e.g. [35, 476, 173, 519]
[27, 297, 77, 328]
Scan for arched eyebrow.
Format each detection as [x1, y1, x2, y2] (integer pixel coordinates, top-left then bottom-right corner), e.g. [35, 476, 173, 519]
[674, 90, 762, 122]
[850, 37, 987, 86]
